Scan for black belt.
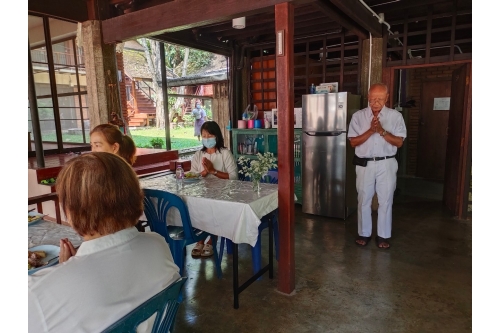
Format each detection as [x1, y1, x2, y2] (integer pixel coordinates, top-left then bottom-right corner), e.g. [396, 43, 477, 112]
[361, 155, 396, 162]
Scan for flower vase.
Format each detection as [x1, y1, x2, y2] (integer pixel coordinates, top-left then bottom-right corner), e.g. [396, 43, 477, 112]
[251, 176, 261, 192]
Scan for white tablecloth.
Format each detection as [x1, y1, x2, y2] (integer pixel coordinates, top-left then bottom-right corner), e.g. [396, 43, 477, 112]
[28, 221, 83, 248]
[139, 175, 279, 246]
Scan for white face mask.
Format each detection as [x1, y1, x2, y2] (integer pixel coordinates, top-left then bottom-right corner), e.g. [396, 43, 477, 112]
[202, 137, 216, 149]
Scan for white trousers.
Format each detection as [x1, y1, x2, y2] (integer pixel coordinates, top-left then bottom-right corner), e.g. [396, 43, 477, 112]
[355, 158, 398, 239]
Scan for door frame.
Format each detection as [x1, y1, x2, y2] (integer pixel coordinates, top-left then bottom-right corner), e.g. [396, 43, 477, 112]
[382, 60, 472, 219]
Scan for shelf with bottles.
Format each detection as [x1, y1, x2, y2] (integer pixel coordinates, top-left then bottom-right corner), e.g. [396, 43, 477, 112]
[230, 128, 302, 158]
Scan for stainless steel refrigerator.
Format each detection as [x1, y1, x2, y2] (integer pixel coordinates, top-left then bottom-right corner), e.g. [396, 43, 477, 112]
[301, 92, 361, 219]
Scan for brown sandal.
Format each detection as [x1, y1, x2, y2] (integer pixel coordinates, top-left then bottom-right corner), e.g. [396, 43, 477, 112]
[376, 236, 391, 249]
[355, 236, 371, 247]
[191, 243, 204, 257]
[200, 243, 214, 258]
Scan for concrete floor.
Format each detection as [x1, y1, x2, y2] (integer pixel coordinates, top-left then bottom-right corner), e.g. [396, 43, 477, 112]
[173, 178, 472, 333]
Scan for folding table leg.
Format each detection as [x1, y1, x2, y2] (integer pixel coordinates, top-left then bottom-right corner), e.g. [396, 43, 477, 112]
[269, 214, 274, 279]
[233, 242, 239, 309]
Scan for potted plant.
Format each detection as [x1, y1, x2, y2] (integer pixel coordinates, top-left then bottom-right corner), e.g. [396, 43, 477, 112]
[150, 137, 164, 149]
[238, 152, 277, 192]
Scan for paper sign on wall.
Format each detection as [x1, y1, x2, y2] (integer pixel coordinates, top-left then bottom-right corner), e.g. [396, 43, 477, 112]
[433, 97, 450, 110]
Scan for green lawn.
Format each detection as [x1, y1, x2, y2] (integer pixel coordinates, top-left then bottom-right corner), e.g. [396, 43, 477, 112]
[130, 126, 202, 150]
[44, 126, 202, 151]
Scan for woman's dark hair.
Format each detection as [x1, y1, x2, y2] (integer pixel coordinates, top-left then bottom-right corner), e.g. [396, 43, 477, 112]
[200, 121, 225, 152]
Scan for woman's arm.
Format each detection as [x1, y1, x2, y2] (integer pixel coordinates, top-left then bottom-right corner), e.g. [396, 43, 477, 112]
[222, 149, 238, 180]
[190, 151, 204, 174]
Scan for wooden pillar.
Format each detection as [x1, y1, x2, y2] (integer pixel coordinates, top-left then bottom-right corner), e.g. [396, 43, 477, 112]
[212, 82, 230, 146]
[81, 20, 122, 129]
[275, 2, 295, 294]
[360, 37, 383, 106]
[115, 44, 129, 121]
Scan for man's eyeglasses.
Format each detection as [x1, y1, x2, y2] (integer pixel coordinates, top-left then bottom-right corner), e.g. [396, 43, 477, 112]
[368, 98, 386, 104]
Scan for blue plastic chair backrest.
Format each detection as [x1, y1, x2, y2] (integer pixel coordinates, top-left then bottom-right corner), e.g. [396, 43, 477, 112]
[143, 189, 197, 242]
[102, 277, 187, 333]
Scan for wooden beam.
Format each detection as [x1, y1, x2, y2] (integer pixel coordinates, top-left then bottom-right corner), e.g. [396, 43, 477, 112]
[425, 5, 433, 64]
[275, 1, 295, 295]
[328, 0, 382, 37]
[102, 0, 314, 43]
[28, 0, 88, 22]
[313, 0, 367, 39]
[152, 31, 232, 57]
[86, 0, 111, 20]
[374, 0, 452, 15]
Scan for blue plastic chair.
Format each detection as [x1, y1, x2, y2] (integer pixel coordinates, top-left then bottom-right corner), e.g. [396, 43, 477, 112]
[143, 189, 222, 279]
[102, 277, 187, 333]
[220, 170, 279, 276]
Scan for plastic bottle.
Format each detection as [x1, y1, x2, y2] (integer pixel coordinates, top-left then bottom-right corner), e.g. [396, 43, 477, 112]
[175, 164, 184, 187]
[310, 83, 315, 94]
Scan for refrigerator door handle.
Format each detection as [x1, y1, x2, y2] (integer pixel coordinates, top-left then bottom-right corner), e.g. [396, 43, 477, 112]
[304, 131, 345, 136]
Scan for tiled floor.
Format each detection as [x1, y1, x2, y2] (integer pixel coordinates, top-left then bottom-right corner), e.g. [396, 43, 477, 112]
[172, 177, 471, 333]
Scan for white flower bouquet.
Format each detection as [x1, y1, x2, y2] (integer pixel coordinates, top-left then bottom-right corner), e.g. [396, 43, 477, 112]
[238, 152, 277, 191]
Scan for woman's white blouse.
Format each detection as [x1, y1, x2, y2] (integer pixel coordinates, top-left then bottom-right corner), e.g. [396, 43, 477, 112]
[28, 227, 181, 333]
[190, 148, 238, 180]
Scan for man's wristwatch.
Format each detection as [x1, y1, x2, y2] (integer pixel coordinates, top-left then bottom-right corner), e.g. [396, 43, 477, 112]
[212, 170, 218, 175]
[381, 130, 387, 137]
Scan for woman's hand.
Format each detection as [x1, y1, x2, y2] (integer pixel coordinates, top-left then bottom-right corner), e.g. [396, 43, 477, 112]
[202, 157, 216, 174]
[59, 238, 77, 263]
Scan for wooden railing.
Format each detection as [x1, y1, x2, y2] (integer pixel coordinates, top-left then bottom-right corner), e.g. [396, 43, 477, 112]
[31, 49, 85, 66]
[136, 80, 156, 106]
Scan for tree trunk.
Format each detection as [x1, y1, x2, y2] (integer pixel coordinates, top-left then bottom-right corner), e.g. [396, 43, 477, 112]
[138, 38, 165, 129]
[174, 48, 190, 116]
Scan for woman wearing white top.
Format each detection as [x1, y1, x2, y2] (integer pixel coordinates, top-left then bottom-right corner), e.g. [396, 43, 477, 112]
[189, 121, 238, 258]
[28, 152, 181, 333]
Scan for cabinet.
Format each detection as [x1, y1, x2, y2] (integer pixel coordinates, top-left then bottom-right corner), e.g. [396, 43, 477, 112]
[230, 128, 302, 204]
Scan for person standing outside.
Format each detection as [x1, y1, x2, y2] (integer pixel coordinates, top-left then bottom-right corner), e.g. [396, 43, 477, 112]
[192, 100, 207, 141]
[347, 83, 407, 249]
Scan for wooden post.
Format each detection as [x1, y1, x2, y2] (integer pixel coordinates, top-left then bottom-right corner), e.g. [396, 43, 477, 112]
[160, 42, 172, 150]
[360, 37, 383, 105]
[81, 20, 121, 128]
[131, 80, 138, 110]
[275, 2, 295, 294]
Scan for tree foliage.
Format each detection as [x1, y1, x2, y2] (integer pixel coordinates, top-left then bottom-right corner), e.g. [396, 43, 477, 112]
[164, 44, 214, 77]
[135, 39, 214, 130]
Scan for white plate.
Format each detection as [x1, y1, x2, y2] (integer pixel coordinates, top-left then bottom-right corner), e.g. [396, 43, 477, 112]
[172, 174, 202, 183]
[28, 245, 60, 275]
[28, 212, 46, 226]
[184, 175, 202, 183]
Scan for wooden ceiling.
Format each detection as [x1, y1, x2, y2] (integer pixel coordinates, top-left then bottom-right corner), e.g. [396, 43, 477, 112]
[29, 0, 472, 56]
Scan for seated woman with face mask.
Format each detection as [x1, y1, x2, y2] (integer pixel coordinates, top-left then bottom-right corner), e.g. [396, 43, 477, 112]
[189, 121, 238, 258]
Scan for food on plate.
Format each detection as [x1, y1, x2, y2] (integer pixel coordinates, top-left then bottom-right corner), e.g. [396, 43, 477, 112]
[28, 214, 41, 223]
[28, 250, 47, 270]
[184, 172, 200, 179]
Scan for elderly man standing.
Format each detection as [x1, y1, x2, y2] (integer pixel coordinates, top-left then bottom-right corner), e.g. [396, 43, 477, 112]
[347, 83, 407, 249]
